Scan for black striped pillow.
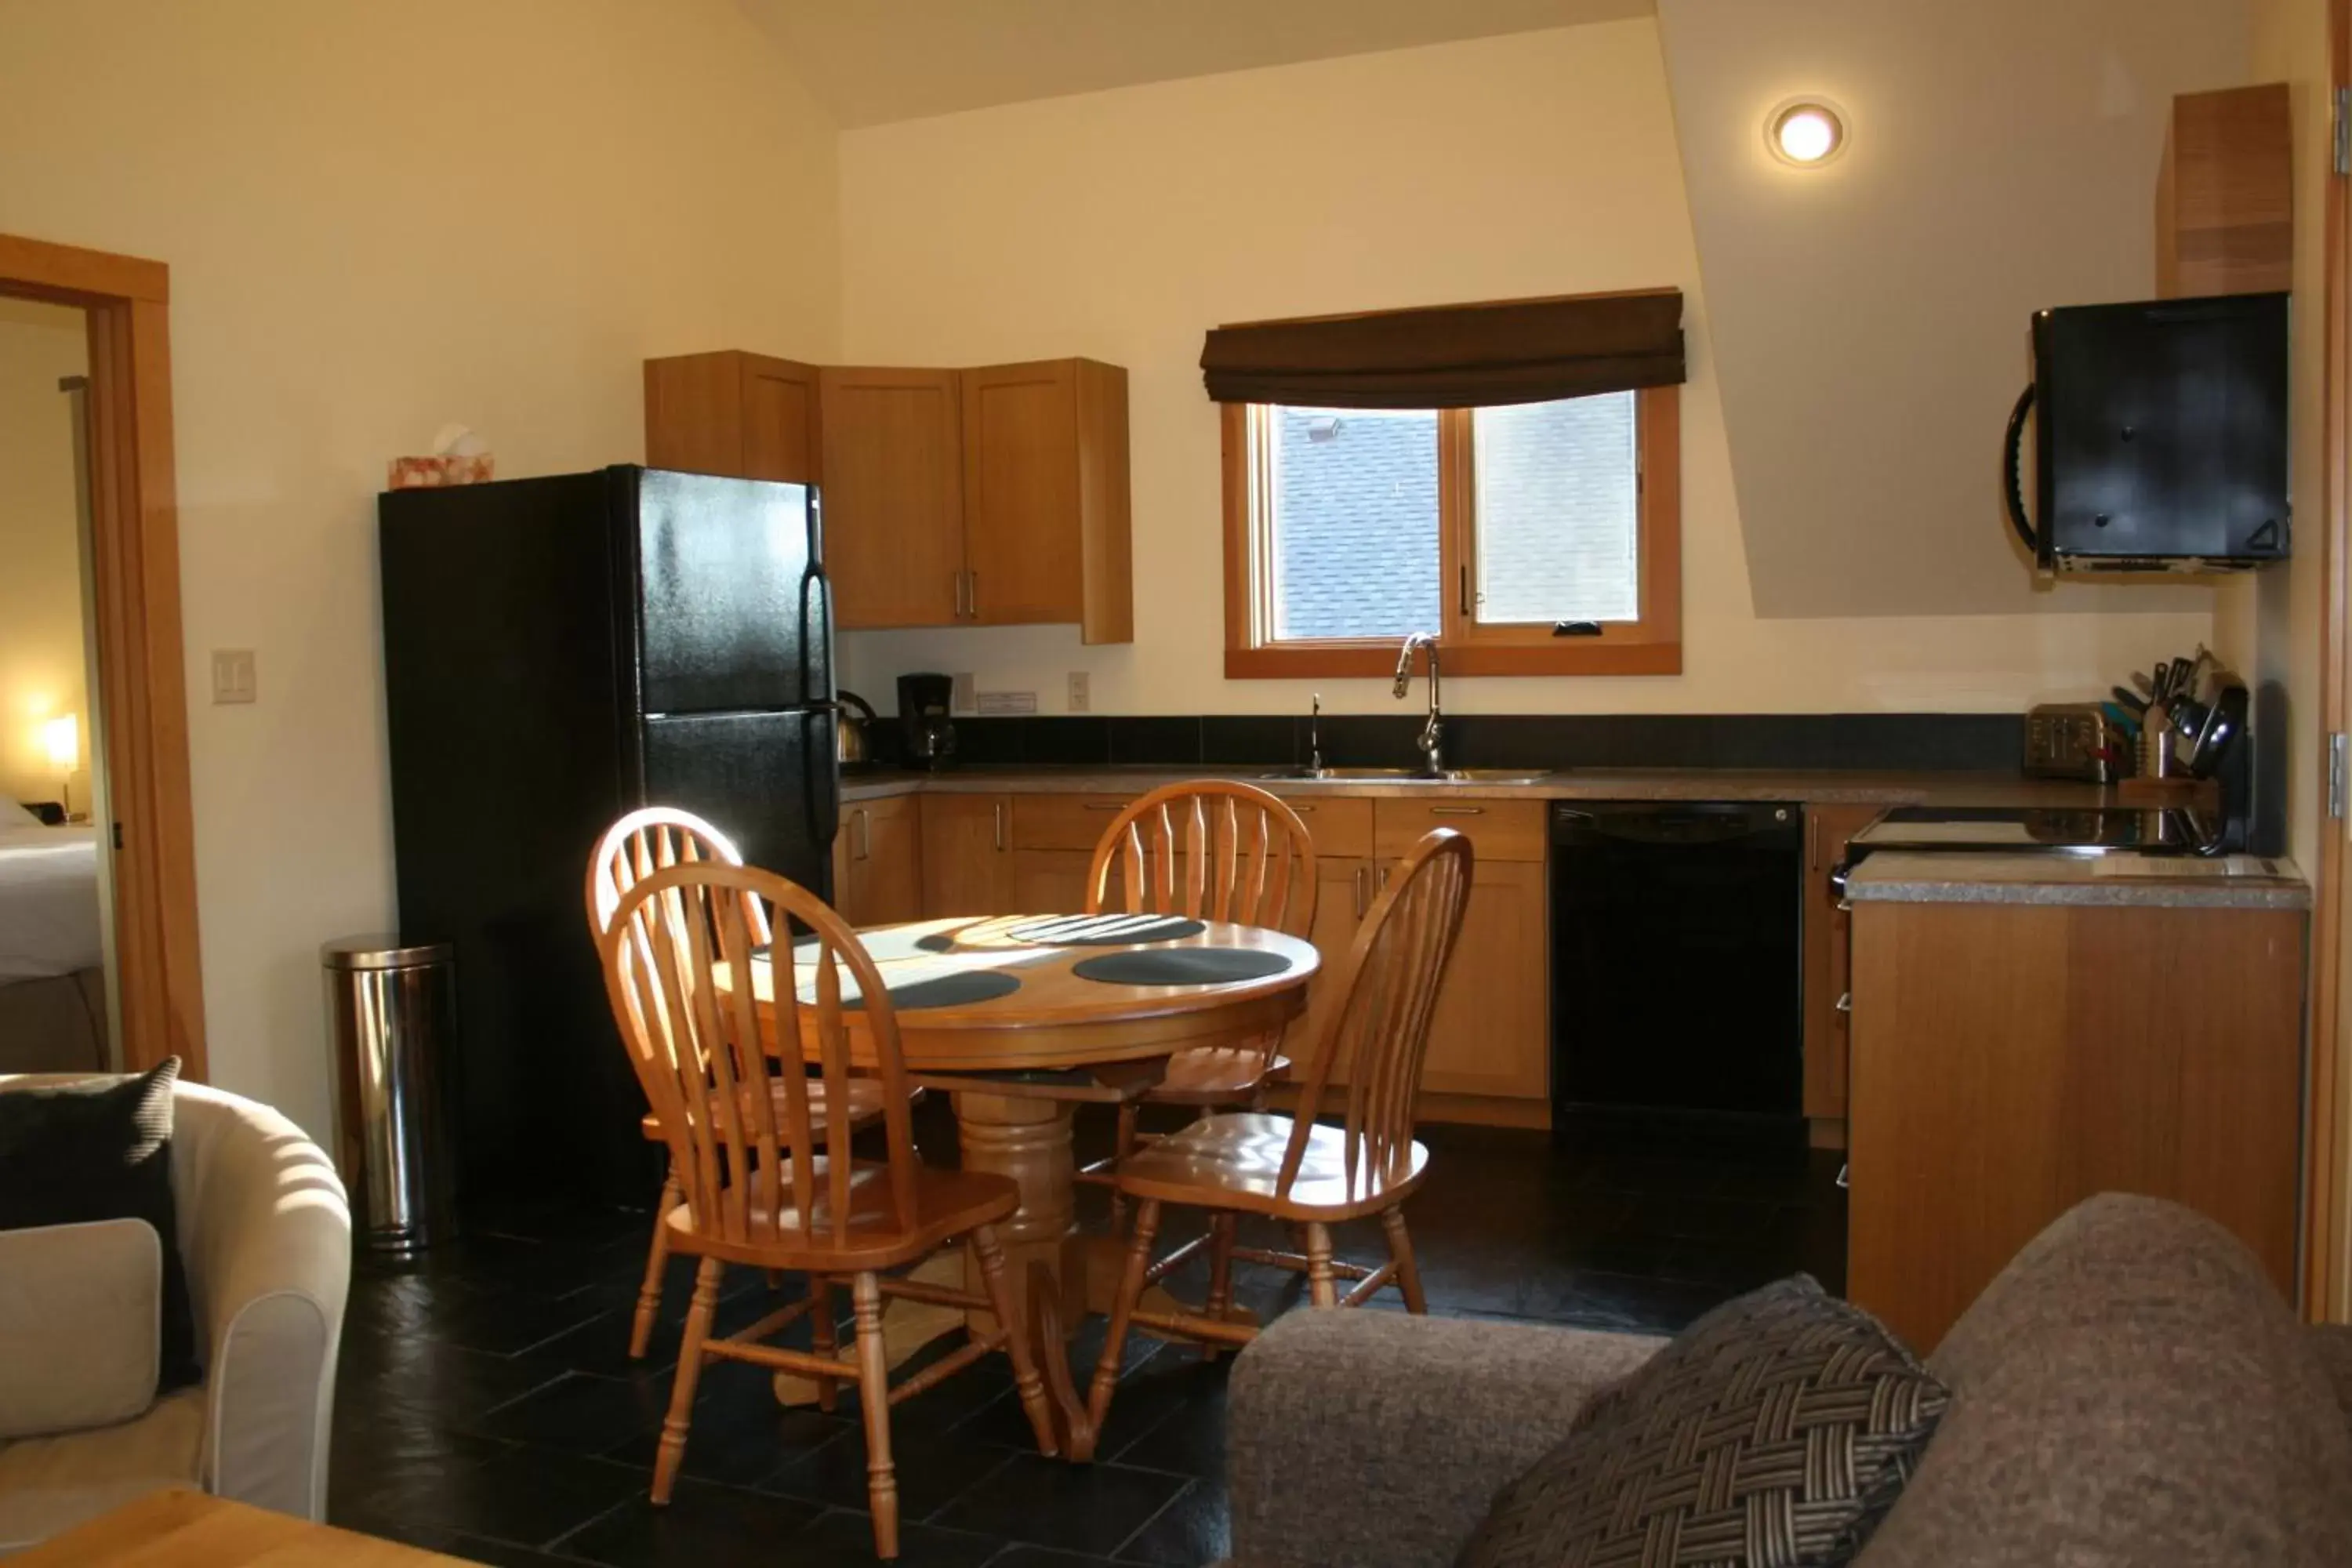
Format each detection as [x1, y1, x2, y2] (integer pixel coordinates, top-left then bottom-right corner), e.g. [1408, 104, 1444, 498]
[1458, 1276, 1947, 1568]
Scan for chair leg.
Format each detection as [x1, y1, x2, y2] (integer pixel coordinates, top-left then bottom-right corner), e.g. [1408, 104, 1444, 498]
[630, 1163, 681, 1360]
[1201, 1212, 1238, 1363]
[1303, 1222, 1339, 1308]
[1084, 1197, 1160, 1443]
[807, 1276, 838, 1413]
[972, 1225, 1059, 1457]
[1108, 1102, 1140, 1229]
[851, 1272, 899, 1560]
[652, 1255, 722, 1504]
[1381, 1207, 1428, 1315]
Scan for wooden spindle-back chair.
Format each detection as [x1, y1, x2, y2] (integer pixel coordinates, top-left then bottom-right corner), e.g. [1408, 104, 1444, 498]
[600, 860, 1056, 1560]
[1081, 829, 1475, 1435]
[585, 807, 887, 1360]
[1078, 782, 1318, 1203]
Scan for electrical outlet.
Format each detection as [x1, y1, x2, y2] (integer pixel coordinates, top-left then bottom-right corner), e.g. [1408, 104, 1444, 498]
[211, 648, 257, 705]
[951, 672, 975, 712]
[1067, 671, 1091, 713]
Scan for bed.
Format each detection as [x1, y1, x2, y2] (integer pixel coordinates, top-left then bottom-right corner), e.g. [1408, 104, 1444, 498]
[0, 795, 109, 1073]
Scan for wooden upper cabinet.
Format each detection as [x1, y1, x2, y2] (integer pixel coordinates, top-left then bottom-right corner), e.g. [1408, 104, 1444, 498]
[644, 350, 821, 484]
[2156, 83, 2292, 299]
[818, 368, 965, 630]
[961, 359, 1133, 644]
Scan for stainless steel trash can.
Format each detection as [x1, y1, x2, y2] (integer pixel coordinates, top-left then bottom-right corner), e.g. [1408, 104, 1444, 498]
[325, 935, 456, 1254]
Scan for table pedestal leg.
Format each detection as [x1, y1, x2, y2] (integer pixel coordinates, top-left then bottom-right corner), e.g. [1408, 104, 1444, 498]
[950, 1091, 1097, 1454]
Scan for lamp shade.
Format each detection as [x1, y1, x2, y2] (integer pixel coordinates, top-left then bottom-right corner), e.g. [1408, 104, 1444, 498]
[42, 713, 77, 771]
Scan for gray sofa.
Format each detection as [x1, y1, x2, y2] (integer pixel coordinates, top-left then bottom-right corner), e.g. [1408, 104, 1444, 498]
[1227, 1194, 2352, 1567]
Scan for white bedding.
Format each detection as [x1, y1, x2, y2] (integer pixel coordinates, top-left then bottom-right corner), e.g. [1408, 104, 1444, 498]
[0, 824, 103, 984]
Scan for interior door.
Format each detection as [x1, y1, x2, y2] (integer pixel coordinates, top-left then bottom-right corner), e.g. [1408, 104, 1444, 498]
[961, 360, 1083, 625]
[818, 368, 965, 629]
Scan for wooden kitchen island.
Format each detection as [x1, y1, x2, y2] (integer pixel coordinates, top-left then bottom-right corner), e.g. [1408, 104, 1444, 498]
[1843, 850, 2310, 1350]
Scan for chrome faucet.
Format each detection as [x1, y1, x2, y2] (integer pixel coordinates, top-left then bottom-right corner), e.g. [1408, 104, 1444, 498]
[1393, 633, 1444, 775]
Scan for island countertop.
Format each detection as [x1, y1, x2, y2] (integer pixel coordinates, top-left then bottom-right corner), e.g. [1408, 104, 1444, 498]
[1846, 849, 2310, 910]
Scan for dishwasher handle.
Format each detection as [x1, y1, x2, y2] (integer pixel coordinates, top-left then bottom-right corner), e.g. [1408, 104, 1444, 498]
[1554, 802, 1796, 847]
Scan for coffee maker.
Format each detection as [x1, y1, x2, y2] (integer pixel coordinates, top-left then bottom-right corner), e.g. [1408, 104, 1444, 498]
[898, 673, 956, 771]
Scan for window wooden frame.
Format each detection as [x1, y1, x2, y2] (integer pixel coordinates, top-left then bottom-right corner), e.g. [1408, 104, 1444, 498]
[0, 231, 205, 1078]
[1221, 386, 1681, 678]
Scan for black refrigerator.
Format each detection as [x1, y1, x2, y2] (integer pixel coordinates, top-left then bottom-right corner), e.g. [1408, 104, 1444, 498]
[379, 466, 837, 1214]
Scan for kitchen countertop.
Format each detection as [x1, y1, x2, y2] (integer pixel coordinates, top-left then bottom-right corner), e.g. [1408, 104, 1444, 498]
[840, 764, 2124, 808]
[1846, 850, 2310, 911]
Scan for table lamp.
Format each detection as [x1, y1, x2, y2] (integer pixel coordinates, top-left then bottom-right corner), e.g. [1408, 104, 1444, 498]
[43, 713, 77, 818]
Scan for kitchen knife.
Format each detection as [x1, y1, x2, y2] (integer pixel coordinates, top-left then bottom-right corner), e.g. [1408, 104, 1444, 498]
[2111, 686, 2147, 713]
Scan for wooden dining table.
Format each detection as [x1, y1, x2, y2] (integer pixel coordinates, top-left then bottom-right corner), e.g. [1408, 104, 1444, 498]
[715, 911, 1319, 1457]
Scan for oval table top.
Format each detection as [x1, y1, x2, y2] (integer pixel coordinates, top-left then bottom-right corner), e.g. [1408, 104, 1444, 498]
[713, 913, 1321, 1074]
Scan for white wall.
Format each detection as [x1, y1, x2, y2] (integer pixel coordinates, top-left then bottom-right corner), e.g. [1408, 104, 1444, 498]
[0, 0, 841, 1138]
[0, 298, 89, 807]
[1654, 0, 2244, 622]
[833, 21, 2213, 720]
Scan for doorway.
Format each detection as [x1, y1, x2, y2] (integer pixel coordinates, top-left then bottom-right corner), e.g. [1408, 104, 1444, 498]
[0, 231, 204, 1079]
[0, 297, 119, 1070]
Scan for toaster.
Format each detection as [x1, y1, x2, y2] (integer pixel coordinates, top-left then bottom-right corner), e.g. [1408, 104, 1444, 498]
[2024, 702, 2121, 782]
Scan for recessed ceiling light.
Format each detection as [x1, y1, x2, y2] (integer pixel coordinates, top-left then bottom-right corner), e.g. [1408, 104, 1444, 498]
[1766, 99, 1847, 166]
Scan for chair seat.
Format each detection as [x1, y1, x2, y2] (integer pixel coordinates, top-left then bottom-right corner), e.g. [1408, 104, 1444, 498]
[663, 1159, 1022, 1272]
[1109, 1112, 1428, 1221]
[638, 1076, 890, 1142]
[1142, 1046, 1290, 1107]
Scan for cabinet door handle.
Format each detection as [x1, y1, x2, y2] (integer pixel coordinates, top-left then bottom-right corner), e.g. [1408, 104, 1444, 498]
[967, 569, 979, 619]
[992, 800, 1006, 852]
[1835, 899, 1853, 913]
[1289, 803, 1315, 813]
[1353, 864, 1369, 919]
[1428, 805, 1486, 817]
[1835, 991, 1852, 1014]
[1083, 801, 1124, 811]
[1379, 866, 1392, 890]
[854, 808, 871, 861]
[951, 569, 966, 618]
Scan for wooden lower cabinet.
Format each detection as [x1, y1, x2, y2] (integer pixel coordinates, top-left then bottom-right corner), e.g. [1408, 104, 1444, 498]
[919, 794, 1014, 916]
[1416, 858, 1549, 1100]
[1011, 848, 1093, 916]
[1296, 855, 1374, 1086]
[1846, 897, 2305, 1351]
[835, 793, 923, 927]
[1372, 801, 1548, 1104]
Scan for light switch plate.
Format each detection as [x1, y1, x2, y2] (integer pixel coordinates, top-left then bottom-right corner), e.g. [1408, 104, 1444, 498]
[951, 672, 975, 713]
[1067, 671, 1090, 713]
[211, 648, 257, 705]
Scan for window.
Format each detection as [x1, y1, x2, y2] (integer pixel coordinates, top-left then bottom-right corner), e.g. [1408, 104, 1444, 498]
[1222, 386, 1679, 677]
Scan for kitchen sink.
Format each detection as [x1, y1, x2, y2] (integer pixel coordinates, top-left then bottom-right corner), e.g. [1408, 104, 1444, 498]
[1256, 766, 1553, 786]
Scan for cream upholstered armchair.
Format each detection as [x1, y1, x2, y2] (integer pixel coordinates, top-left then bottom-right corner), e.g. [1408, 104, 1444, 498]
[0, 1076, 351, 1555]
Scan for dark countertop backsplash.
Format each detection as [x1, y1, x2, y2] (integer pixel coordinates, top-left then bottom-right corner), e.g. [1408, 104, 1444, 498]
[865, 712, 2027, 776]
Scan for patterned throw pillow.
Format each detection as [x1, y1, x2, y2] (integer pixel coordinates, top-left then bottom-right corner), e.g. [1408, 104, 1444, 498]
[1457, 1276, 1947, 1568]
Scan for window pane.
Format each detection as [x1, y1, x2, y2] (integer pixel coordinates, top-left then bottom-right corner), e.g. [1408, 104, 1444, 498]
[1269, 406, 1440, 641]
[1472, 393, 1639, 624]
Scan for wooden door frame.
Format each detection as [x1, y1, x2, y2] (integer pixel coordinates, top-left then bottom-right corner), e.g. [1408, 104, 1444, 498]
[2310, 0, 2352, 1321]
[0, 232, 205, 1080]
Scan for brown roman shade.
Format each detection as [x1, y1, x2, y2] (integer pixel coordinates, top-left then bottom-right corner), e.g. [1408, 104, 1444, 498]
[1200, 289, 1684, 408]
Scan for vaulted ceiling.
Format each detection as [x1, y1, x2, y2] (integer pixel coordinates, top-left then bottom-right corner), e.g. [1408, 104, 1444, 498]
[739, 0, 1655, 127]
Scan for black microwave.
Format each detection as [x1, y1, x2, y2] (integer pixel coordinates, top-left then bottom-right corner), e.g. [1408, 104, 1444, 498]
[2003, 292, 2289, 572]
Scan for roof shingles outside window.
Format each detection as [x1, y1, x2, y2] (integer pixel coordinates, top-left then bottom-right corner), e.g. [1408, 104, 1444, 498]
[1268, 396, 1639, 641]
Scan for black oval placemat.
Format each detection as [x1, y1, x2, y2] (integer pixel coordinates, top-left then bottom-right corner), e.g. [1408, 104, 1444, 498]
[1071, 948, 1294, 986]
[1006, 914, 1207, 946]
[842, 969, 1022, 1011]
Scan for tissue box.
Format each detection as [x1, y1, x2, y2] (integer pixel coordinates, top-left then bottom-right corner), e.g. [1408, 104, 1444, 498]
[387, 453, 495, 489]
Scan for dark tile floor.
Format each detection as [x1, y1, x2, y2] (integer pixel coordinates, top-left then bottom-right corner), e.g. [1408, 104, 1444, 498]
[328, 1103, 1844, 1567]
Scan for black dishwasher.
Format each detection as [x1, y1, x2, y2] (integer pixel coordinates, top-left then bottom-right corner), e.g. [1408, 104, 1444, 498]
[1551, 801, 1804, 1124]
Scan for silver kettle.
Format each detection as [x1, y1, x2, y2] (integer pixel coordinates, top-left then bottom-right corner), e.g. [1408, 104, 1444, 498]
[833, 689, 879, 771]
